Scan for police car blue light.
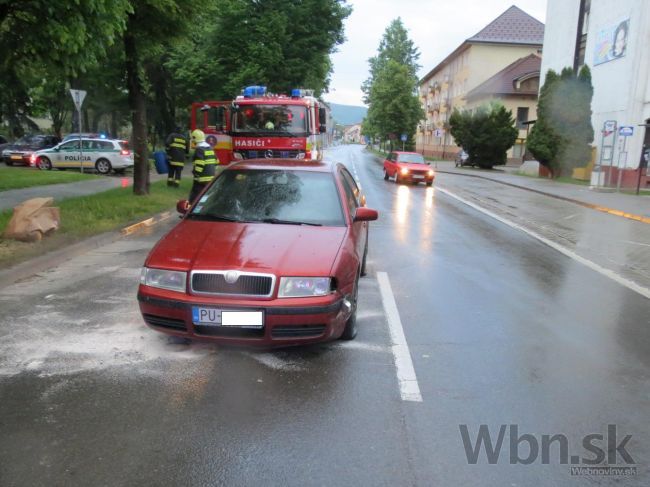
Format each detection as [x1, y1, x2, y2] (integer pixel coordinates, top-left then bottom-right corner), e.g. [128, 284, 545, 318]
[243, 86, 267, 98]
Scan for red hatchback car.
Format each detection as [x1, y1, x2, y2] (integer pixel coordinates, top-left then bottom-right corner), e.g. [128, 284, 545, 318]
[383, 151, 435, 185]
[138, 159, 378, 346]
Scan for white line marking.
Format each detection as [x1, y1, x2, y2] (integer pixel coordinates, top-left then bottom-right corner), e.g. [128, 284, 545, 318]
[376, 271, 423, 402]
[437, 186, 650, 300]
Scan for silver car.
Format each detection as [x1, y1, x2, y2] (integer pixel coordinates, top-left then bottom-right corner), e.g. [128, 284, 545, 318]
[32, 138, 134, 174]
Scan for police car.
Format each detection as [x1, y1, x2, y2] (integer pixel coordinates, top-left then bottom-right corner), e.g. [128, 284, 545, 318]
[31, 138, 134, 174]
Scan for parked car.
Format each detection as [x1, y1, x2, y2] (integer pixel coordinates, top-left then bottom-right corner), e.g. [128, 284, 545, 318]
[383, 151, 435, 185]
[32, 138, 133, 174]
[138, 159, 378, 346]
[2, 135, 61, 166]
[455, 149, 473, 167]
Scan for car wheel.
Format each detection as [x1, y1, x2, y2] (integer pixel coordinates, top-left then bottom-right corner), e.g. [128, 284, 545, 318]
[383, 168, 389, 180]
[95, 158, 112, 175]
[5, 160, 12, 166]
[426, 181, 433, 186]
[360, 233, 368, 277]
[39, 157, 52, 171]
[340, 273, 359, 340]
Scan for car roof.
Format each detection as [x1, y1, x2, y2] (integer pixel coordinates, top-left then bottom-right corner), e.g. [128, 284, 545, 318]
[226, 159, 336, 173]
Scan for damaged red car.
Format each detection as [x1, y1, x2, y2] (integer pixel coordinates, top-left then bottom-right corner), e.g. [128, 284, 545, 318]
[138, 159, 378, 346]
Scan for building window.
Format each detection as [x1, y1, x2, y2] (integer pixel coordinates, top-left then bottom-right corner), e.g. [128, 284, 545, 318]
[574, 0, 591, 69]
[516, 107, 529, 129]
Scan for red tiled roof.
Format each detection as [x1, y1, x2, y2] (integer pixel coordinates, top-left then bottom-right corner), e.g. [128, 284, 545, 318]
[466, 54, 541, 100]
[468, 5, 545, 45]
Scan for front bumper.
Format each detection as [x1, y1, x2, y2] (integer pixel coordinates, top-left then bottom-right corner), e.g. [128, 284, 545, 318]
[137, 286, 350, 347]
[401, 173, 434, 184]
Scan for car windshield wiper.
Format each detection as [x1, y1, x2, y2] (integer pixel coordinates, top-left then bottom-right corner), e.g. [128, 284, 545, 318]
[259, 218, 322, 226]
[188, 213, 244, 222]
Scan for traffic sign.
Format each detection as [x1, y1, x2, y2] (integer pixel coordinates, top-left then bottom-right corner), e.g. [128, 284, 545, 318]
[619, 126, 634, 137]
[69, 89, 87, 111]
[434, 128, 444, 138]
[400, 133, 407, 142]
[603, 120, 616, 136]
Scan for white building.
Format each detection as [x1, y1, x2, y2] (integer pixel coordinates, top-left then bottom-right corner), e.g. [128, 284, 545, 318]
[541, 0, 650, 188]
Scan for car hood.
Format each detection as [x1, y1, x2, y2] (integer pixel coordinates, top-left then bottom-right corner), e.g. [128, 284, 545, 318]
[147, 220, 347, 276]
[399, 162, 432, 171]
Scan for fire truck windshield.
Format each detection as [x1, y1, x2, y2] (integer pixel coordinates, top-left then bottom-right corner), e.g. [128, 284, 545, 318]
[233, 105, 308, 136]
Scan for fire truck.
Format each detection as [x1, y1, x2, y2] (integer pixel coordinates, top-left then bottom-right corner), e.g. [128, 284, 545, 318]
[190, 86, 330, 165]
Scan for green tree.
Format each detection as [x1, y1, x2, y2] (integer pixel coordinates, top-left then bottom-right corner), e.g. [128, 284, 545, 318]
[362, 19, 423, 150]
[449, 103, 518, 169]
[527, 66, 594, 177]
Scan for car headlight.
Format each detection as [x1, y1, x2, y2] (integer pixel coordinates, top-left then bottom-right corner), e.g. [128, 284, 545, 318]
[233, 152, 244, 160]
[140, 267, 187, 292]
[427, 169, 434, 176]
[278, 277, 331, 298]
[296, 152, 305, 159]
[400, 167, 409, 175]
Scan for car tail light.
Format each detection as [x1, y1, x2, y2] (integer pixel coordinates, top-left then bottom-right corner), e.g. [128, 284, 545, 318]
[120, 149, 131, 156]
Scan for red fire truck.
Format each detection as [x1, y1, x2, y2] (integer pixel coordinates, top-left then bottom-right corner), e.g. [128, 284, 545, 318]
[190, 86, 330, 165]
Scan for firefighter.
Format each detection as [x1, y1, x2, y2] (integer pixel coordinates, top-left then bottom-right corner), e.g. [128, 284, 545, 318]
[189, 129, 219, 203]
[165, 126, 189, 187]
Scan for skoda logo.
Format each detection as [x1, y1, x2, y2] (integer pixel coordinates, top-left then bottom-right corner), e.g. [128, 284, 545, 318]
[224, 271, 239, 284]
[265, 149, 274, 158]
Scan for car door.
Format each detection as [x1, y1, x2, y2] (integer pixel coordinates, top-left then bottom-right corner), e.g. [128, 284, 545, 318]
[339, 168, 367, 263]
[53, 140, 80, 167]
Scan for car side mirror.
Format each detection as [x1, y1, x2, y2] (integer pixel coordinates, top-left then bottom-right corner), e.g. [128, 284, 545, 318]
[176, 199, 190, 215]
[353, 207, 378, 222]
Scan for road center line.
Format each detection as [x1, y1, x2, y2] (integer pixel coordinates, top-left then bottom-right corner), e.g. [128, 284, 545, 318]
[436, 186, 650, 300]
[376, 271, 423, 402]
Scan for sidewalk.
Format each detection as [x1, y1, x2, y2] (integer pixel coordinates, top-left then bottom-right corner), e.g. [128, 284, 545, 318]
[0, 173, 167, 212]
[430, 160, 650, 218]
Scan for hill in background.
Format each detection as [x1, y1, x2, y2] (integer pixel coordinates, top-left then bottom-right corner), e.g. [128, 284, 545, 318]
[327, 103, 367, 126]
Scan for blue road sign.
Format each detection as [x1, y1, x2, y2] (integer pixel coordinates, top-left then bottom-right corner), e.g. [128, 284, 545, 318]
[619, 126, 634, 137]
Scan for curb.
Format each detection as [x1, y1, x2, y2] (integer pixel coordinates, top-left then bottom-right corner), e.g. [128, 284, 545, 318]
[0, 210, 174, 290]
[434, 169, 650, 224]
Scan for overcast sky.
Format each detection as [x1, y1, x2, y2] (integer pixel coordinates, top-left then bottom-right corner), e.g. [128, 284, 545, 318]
[325, 0, 547, 107]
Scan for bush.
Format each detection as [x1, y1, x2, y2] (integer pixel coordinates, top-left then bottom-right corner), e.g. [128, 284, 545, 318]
[449, 103, 518, 169]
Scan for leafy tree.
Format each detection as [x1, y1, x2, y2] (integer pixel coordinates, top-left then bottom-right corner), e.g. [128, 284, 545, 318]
[527, 66, 594, 177]
[362, 18, 420, 103]
[449, 103, 518, 169]
[362, 19, 423, 150]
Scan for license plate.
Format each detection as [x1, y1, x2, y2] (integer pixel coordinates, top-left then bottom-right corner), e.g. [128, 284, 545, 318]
[192, 307, 263, 328]
[10, 155, 22, 160]
[412, 174, 424, 179]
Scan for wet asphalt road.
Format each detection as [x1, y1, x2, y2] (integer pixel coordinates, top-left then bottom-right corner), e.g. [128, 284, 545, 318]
[1, 145, 649, 486]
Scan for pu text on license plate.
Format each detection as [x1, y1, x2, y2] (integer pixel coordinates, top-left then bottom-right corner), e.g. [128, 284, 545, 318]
[192, 307, 263, 328]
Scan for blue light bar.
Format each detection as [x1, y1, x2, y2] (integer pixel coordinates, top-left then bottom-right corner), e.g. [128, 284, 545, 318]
[243, 86, 267, 98]
[291, 89, 303, 98]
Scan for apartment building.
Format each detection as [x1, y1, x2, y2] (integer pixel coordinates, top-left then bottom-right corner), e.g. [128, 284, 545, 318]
[541, 0, 650, 189]
[416, 5, 544, 158]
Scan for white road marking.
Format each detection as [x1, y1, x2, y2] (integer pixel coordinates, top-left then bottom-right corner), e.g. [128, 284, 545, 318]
[437, 186, 650, 300]
[376, 271, 423, 402]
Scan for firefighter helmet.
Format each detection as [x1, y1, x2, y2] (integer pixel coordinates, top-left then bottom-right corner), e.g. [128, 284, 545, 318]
[191, 129, 205, 143]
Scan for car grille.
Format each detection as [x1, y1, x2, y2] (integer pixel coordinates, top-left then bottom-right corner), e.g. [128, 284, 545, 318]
[143, 314, 187, 331]
[271, 325, 327, 338]
[239, 149, 301, 159]
[410, 170, 429, 176]
[191, 271, 275, 297]
[193, 325, 265, 338]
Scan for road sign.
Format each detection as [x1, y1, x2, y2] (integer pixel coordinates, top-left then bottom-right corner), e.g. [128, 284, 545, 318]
[434, 128, 444, 138]
[69, 89, 87, 111]
[400, 134, 407, 142]
[603, 120, 616, 136]
[619, 126, 634, 137]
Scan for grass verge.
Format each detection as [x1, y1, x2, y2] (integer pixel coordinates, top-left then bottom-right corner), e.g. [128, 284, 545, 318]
[0, 178, 191, 268]
[0, 167, 102, 191]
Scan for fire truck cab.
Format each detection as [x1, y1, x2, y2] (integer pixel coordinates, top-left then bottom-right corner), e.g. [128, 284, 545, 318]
[190, 86, 329, 165]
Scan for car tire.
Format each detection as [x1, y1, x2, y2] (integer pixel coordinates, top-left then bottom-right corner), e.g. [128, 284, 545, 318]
[39, 157, 52, 171]
[95, 158, 112, 175]
[340, 273, 359, 340]
[426, 181, 433, 186]
[383, 168, 389, 180]
[5, 160, 12, 166]
[360, 233, 368, 277]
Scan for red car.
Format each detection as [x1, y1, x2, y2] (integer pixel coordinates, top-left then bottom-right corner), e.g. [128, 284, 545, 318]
[138, 159, 378, 346]
[383, 151, 435, 185]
